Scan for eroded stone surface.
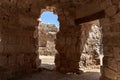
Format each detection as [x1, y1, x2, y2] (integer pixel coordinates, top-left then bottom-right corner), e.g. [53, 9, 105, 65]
[0, 0, 120, 80]
[80, 21, 102, 67]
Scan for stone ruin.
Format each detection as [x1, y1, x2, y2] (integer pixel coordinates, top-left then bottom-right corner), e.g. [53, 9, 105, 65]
[38, 22, 58, 55]
[80, 20, 102, 67]
[0, 0, 120, 80]
[38, 21, 102, 68]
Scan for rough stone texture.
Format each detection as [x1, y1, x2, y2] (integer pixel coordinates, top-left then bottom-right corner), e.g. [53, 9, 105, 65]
[55, 14, 81, 73]
[38, 24, 47, 47]
[100, 0, 120, 80]
[54, 1, 82, 74]
[0, 0, 41, 79]
[38, 23, 58, 55]
[0, 0, 120, 80]
[105, 5, 117, 17]
[80, 20, 102, 67]
[55, 26, 81, 73]
[0, 27, 37, 79]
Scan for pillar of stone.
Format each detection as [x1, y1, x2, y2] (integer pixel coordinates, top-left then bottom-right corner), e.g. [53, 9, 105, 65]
[55, 7, 82, 73]
[100, 21, 119, 80]
[55, 25, 81, 73]
[100, 0, 120, 79]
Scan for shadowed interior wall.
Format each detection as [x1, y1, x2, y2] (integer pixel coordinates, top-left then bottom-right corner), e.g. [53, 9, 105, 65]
[0, 0, 41, 79]
[75, 0, 120, 80]
[55, 24, 81, 73]
[0, 0, 120, 80]
[100, 0, 120, 80]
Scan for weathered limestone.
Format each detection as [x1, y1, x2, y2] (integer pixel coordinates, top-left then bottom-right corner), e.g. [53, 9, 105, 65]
[105, 5, 117, 17]
[55, 25, 81, 73]
[0, 0, 41, 79]
[38, 24, 47, 47]
[80, 20, 102, 67]
[100, 0, 120, 80]
[76, 0, 102, 19]
[0, 0, 120, 80]
[53, 2, 83, 73]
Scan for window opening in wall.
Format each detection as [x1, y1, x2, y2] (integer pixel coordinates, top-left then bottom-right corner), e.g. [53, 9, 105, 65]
[37, 11, 60, 70]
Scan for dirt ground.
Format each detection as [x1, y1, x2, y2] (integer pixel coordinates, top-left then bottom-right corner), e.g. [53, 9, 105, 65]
[14, 56, 101, 80]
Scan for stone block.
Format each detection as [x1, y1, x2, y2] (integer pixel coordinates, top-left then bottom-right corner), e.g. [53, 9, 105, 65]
[100, 18, 111, 31]
[103, 57, 117, 71]
[16, 54, 24, 66]
[8, 55, 16, 68]
[113, 47, 120, 61]
[112, 0, 120, 5]
[101, 0, 112, 9]
[105, 5, 117, 17]
[117, 61, 120, 75]
[113, 12, 120, 23]
[117, 77, 120, 80]
[119, 2, 120, 9]
[0, 45, 3, 53]
[0, 55, 7, 66]
[104, 67, 118, 80]
[111, 24, 120, 32]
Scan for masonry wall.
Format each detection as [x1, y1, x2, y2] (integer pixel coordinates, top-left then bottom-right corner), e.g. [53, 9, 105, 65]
[74, 0, 120, 79]
[55, 6, 82, 73]
[0, 0, 41, 79]
[55, 25, 81, 73]
[100, 0, 120, 79]
[0, 0, 120, 80]
[0, 24, 4, 70]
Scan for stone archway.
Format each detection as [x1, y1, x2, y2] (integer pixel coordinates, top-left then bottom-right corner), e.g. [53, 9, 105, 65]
[37, 5, 82, 74]
[37, 6, 59, 69]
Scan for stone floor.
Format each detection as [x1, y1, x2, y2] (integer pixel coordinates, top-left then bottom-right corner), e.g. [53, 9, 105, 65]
[14, 69, 100, 80]
[12, 56, 101, 80]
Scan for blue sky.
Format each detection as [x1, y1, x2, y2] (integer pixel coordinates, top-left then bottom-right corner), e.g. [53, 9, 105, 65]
[40, 11, 59, 27]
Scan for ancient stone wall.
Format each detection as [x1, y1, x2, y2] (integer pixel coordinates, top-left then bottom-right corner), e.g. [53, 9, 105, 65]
[80, 20, 101, 67]
[38, 23, 58, 55]
[0, 0, 120, 80]
[38, 24, 47, 47]
[0, 27, 38, 79]
[74, 0, 120, 79]
[0, 0, 41, 79]
[0, 25, 3, 57]
[100, 0, 120, 80]
[55, 25, 81, 73]
[54, 1, 83, 74]
[55, 6, 82, 73]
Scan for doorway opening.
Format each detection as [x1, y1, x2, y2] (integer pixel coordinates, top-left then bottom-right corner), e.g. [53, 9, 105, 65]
[79, 20, 103, 76]
[37, 11, 60, 70]
[75, 10, 105, 74]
